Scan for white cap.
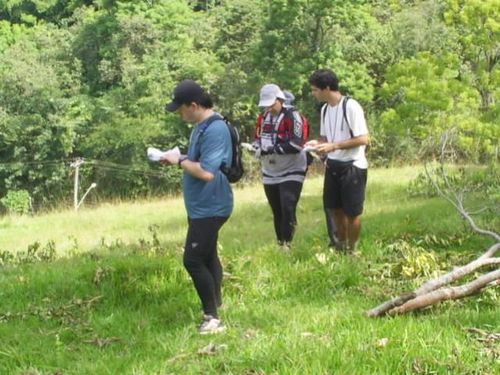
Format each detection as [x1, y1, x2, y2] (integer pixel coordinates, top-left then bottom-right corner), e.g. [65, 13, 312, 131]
[258, 84, 286, 107]
[283, 90, 295, 108]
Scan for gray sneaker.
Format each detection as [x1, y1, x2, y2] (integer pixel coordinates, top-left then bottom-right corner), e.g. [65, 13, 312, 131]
[199, 315, 226, 335]
[280, 241, 291, 252]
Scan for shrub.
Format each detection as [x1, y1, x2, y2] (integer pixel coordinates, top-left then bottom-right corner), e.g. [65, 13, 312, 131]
[0, 189, 32, 215]
[407, 163, 500, 199]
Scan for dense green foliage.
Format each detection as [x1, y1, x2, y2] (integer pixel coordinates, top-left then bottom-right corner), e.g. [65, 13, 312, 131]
[0, 0, 498, 209]
[0, 169, 498, 373]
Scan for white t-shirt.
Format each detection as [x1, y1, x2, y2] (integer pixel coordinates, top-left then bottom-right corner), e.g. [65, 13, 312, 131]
[320, 97, 368, 169]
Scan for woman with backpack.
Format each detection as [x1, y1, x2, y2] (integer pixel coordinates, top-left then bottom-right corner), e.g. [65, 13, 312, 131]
[253, 84, 309, 250]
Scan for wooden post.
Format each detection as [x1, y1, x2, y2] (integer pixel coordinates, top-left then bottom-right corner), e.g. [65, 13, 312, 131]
[70, 158, 84, 211]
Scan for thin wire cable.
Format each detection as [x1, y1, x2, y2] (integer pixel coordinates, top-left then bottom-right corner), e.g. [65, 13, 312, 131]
[87, 160, 170, 178]
[0, 159, 74, 167]
[0, 158, 172, 178]
[90, 164, 169, 179]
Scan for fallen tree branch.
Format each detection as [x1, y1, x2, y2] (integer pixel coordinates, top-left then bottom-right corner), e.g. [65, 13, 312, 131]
[388, 269, 500, 316]
[415, 255, 500, 295]
[478, 242, 500, 261]
[366, 293, 415, 318]
[366, 256, 500, 317]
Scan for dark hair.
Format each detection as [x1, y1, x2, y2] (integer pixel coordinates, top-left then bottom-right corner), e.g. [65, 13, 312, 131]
[165, 79, 214, 112]
[309, 69, 339, 91]
[196, 91, 214, 109]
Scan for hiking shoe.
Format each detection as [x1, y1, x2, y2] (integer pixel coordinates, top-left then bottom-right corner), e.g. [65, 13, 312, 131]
[280, 241, 292, 252]
[199, 315, 226, 335]
[335, 240, 347, 252]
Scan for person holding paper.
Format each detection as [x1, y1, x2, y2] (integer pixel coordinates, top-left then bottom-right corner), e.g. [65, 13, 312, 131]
[307, 69, 369, 253]
[253, 84, 308, 251]
[162, 79, 232, 334]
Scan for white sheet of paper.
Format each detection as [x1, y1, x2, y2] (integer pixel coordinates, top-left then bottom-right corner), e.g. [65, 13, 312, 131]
[147, 146, 180, 161]
[240, 142, 256, 152]
[303, 146, 318, 153]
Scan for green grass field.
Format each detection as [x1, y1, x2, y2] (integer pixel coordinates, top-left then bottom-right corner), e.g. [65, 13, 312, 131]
[0, 166, 498, 374]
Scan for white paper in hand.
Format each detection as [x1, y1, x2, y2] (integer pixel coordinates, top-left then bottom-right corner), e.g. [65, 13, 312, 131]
[147, 147, 165, 161]
[303, 145, 318, 153]
[165, 146, 181, 158]
[147, 146, 180, 162]
[241, 142, 256, 152]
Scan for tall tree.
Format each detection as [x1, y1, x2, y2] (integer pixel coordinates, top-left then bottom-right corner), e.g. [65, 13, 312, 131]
[0, 24, 83, 205]
[379, 52, 498, 162]
[444, 0, 500, 110]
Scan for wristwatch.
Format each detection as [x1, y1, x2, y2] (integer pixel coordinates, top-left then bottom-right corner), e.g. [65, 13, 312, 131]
[178, 155, 188, 166]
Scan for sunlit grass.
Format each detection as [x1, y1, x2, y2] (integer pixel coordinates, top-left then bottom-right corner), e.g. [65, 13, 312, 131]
[0, 165, 498, 374]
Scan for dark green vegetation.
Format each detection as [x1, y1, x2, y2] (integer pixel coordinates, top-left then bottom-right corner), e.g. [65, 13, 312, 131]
[0, 0, 498, 210]
[0, 168, 498, 374]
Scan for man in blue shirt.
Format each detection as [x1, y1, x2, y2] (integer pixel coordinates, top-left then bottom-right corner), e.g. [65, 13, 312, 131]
[163, 80, 233, 334]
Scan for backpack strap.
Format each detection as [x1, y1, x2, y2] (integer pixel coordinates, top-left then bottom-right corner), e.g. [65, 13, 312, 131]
[255, 113, 264, 139]
[321, 103, 328, 127]
[196, 113, 238, 174]
[322, 98, 354, 139]
[342, 96, 354, 138]
[261, 110, 285, 145]
[198, 114, 222, 138]
[274, 108, 304, 153]
[195, 113, 226, 160]
[282, 107, 297, 134]
[283, 107, 308, 144]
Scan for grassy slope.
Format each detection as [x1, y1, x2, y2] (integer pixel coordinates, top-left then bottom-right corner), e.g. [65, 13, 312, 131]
[0, 166, 498, 374]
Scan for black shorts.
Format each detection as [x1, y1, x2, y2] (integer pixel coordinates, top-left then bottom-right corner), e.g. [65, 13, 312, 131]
[323, 159, 367, 217]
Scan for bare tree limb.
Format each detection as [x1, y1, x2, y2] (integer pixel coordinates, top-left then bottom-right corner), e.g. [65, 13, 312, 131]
[366, 255, 500, 317]
[366, 293, 415, 318]
[388, 269, 500, 316]
[478, 243, 500, 260]
[424, 164, 500, 242]
[425, 130, 500, 242]
[415, 256, 500, 295]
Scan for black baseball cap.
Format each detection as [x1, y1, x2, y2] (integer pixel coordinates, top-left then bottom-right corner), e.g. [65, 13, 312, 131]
[165, 80, 205, 112]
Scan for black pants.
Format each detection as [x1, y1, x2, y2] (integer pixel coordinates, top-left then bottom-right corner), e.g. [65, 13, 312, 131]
[183, 216, 228, 318]
[264, 181, 303, 243]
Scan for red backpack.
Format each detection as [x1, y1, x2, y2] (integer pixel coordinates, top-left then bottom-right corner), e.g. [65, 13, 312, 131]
[284, 108, 310, 144]
[255, 108, 310, 145]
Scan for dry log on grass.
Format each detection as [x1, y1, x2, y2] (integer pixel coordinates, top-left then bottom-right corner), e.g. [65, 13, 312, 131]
[387, 269, 500, 315]
[367, 255, 500, 317]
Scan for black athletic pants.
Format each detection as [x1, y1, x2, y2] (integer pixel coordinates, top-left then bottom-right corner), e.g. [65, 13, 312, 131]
[263, 180, 303, 244]
[183, 216, 228, 318]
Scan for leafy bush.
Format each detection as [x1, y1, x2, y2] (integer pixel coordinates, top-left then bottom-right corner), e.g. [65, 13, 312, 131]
[0, 189, 32, 215]
[407, 163, 500, 199]
[0, 240, 56, 265]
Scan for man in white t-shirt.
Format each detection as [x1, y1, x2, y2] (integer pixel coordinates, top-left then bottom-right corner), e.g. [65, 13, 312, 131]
[306, 69, 369, 252]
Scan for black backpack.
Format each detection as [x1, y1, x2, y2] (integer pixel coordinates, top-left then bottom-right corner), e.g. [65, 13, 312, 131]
[199, 114, 244, 183]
